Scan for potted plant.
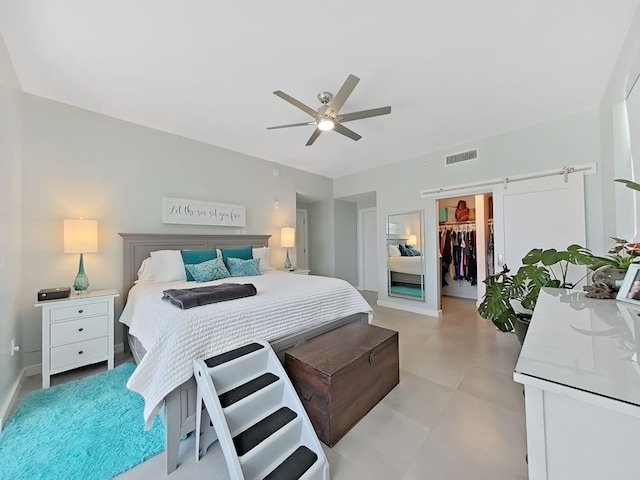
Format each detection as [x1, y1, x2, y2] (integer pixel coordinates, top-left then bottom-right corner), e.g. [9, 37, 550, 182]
[589, 237, 640, 292]
[478, 245, 595, 343]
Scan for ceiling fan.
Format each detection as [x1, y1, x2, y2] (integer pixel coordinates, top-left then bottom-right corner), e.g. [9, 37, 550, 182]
[267, 74, 391, 146]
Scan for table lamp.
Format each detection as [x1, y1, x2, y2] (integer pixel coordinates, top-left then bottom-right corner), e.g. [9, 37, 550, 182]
[407, 234, 417, 246]
[64, 218, 98, 292]
[281, 227, 295, 270]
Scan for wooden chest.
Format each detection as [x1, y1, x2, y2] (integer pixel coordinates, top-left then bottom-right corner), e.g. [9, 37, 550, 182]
[284, 322, 399, 446]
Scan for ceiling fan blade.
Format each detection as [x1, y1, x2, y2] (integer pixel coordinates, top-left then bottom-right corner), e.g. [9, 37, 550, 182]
[267, 121, 315, 130]
[273, 91, 318, 118]
[333, 123, 362, 142]
[338, 106, 391, 123]
[325, 74, 360, 118]
[306, 128, 322, 146]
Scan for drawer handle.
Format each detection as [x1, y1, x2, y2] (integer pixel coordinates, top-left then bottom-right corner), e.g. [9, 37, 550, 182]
[78, 309, 84, 314]
[78, 350, 84, 355]
[78, 328, 84, 332]
[369, 353, 375, 365]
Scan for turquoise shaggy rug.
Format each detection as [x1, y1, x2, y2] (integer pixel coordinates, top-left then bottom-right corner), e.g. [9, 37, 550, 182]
[0, 363, 164, 480]
[390, 284, 424, 298]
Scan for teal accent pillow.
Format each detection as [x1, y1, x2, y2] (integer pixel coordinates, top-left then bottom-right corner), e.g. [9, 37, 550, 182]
[226, 257, 261, 277]
[181, 249, 218, 281]
[407, 246, 422, 256]
[221, 246, 253, 268]
[185, 257, 230, 282]
[398, 244, 408, 256]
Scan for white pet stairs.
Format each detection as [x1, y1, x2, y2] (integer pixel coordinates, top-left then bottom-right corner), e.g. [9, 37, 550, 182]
[193, 340, 330, 480]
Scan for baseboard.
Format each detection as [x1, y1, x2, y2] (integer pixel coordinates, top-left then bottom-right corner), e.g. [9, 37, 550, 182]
[377, 299, 441, 317]
[25, 363, 41, 377]
[115, 343, 124, 354]
[0, 367, 26, 432]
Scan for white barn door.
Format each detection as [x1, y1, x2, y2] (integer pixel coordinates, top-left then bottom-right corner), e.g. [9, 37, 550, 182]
[492, 173, 586, 279]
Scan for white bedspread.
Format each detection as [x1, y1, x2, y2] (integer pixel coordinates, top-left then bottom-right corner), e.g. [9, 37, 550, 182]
[119, 270, 373, 426]
[388, 256, 423, 275]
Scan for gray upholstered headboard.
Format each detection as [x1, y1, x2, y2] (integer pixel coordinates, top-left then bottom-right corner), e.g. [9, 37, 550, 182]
[119, 233, 271, 297]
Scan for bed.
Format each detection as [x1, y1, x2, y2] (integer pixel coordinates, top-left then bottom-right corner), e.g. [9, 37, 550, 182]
[118, 233, 372, 473]
[387, 245, 424, 286]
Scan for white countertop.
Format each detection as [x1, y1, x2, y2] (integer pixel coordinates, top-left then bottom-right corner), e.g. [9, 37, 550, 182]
[514, 288, 640, 406]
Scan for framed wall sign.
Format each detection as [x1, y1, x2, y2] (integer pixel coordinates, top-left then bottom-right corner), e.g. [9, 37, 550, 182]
[162, 197, 246, 227]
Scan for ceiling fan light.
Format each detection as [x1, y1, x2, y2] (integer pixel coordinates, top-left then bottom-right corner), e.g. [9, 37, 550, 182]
[317, 118, 335, 131]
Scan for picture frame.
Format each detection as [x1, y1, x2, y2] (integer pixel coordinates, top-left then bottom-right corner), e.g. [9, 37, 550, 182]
[616, 264, 640, 306]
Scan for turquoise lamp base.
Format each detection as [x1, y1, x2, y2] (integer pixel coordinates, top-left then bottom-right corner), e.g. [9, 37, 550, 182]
[284, 248, 292, 270]
[73, 253, 90, 292]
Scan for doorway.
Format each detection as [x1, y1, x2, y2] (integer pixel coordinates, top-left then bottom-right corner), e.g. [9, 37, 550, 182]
[296, 209, 308, 270]
[437, 194, 493, 307]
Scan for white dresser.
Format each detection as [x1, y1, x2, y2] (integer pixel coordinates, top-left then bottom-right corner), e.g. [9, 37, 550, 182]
[36, 289, 119, 388]
[514, 288, 640, 479]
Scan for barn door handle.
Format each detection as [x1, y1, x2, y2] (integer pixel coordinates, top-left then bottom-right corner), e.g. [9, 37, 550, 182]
[369, 353, 375, 365]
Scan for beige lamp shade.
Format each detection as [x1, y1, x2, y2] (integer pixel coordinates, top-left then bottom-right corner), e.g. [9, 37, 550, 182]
[64, 219, 98, 254]
[281, 227, 295, 248]
[407, 234, 417, 246]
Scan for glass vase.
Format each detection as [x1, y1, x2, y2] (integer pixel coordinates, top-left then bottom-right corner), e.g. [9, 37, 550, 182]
[592, 265, 627, 292]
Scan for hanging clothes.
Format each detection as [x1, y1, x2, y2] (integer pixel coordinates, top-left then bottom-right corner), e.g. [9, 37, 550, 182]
[438, 226, 477, 286]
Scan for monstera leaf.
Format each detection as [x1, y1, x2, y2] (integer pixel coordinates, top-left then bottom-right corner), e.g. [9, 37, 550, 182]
[615, 178, 640, 192]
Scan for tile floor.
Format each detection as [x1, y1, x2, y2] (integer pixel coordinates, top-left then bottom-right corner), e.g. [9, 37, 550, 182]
[16, 294, 528, 479]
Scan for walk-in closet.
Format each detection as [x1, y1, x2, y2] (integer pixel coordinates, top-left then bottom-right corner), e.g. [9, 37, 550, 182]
[437, 194, 493, 308]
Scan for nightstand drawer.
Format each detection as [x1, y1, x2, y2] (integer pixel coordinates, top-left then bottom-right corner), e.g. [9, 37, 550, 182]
[50, 337, 108, 370]
[50, 316, 109, 347]
[49, 301, 108, 322]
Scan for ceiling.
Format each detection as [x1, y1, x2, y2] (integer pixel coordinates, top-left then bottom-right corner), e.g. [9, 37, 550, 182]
[1, 1, 638, 178]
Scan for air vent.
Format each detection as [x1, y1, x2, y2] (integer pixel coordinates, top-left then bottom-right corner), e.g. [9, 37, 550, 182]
[445, 149, 478, 166]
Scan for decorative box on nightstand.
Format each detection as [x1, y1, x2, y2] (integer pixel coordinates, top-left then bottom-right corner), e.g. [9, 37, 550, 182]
[35, 289, 119, 388]
[280, 268, 310, 275]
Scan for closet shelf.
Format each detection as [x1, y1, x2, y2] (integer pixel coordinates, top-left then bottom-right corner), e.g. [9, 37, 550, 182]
[439, 220, 477, 225]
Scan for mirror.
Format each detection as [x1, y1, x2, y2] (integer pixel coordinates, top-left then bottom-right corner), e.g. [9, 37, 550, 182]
[387, 211, 424, 301]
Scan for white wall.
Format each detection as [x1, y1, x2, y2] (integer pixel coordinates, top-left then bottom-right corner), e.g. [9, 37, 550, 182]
[18, 94, 333, 369]
[600, 5, 640, 244]
[307, 200, 335, 277]
[0, 33, 23, 422]
[334, 200, 358, 286]
[334, 109, 604, 316]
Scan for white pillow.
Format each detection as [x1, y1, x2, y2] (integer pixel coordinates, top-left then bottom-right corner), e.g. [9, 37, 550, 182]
[136, 257, 155, 282]
[253, 247, 274, 271]
[388, 245, 401, 257]
[150, 250, 186, 282]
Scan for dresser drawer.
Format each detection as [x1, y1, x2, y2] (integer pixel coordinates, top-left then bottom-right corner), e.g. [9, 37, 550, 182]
[50, 315, 109, 347]
[49, 300, 108, 322]
[50, 337, 108, 370]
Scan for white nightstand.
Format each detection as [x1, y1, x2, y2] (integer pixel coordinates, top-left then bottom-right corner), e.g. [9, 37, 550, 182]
[36, 289, 119, 388]
[280, 269, 310, 275]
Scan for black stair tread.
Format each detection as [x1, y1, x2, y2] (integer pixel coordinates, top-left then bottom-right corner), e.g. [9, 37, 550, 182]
[233, 407, 297, 456]
[205, 342, 264, 368]
[219, 372, 280, 408]
[263, 445, 318, 480]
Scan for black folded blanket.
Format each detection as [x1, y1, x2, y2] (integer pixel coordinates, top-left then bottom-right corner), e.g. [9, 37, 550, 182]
[162, 283, 257, 310]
